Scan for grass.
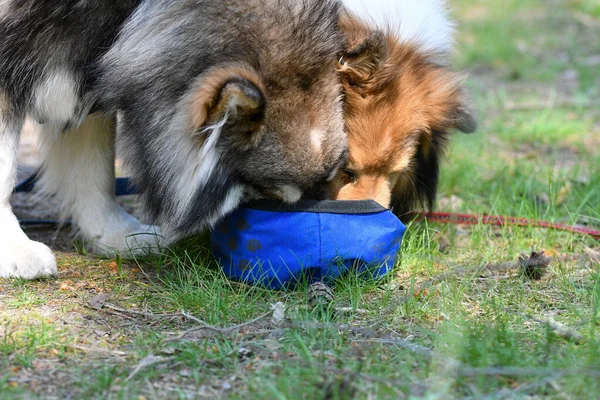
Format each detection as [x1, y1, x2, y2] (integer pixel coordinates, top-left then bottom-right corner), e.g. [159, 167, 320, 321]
[1, 0, 599, 398]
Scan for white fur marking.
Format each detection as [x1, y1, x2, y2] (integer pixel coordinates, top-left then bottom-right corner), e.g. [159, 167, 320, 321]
[38, 114, 163, 256]
[327, 159, 345, 182]
[0, 106, 58, 279]
[34, 70, 79, 124]
[0, 0, 12, 20]
[0, 97, 16, 202]
[341, 0, 454, 53]
[207, 185, 245, 228]
[277, 185, 303, 203]
[310, 128, 324, 155]
[172, 113, 227, 221]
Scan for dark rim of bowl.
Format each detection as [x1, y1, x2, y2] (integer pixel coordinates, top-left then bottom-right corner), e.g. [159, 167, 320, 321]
[244, 199, 388, 214]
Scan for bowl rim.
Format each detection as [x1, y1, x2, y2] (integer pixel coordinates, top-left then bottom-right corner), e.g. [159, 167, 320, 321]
[243, 199, 389, 215]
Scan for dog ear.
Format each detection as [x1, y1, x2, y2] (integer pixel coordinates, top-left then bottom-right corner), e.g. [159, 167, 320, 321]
[188, 65, 266, 149]
[452, 102, 477, 133]
[338, 29, 389, 90]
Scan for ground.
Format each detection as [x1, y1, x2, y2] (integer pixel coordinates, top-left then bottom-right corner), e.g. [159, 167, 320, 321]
[1, 1, 599, 399]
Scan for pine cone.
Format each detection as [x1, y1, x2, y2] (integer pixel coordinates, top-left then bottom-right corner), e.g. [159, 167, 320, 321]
[307, 281, 334, 308]
[519, 249, 551, 280]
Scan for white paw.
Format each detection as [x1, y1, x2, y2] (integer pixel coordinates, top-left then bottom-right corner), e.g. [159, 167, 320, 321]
[88, 222, 164, 258]
[0, 239, 58, 279]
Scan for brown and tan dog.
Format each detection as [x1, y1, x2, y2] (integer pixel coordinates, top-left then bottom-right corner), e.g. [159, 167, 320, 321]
[330, 1, 476, 219]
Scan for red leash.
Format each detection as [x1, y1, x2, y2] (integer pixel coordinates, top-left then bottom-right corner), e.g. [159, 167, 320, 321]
[415, 212, 600, 240]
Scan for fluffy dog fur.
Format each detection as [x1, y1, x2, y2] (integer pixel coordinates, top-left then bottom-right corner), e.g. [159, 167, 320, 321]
[0, 0, 347, 279]
[330, 0, 476, 218]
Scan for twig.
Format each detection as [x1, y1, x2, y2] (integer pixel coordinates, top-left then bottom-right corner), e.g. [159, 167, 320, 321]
[68, 344, 129, 357]
[517, 312, 584, 343]
[458, 367, 600, 378]
[484, 375, 559, 400]
[503, 101, 595, 112]
[126, 355, 173, 382]
[145, 378, 160, 400]
[103, 309, 137, 321]
[84, 298, 182, 321]
[335, 307, 369, 315]
[583, 246, 600, 263]
[103, 304, 181, 319]
[319, 364, 411, 398]
[284, 320, 379, 338]
[406, 253, 593, 298]
[353, 338, 434, 358]
[165, 310, 271, 342]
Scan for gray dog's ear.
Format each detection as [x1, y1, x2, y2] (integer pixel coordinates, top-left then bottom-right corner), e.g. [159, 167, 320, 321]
[188, 64, 266, 148]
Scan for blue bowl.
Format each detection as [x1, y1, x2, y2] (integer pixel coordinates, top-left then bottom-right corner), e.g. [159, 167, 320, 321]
[210, 200, 406, 289]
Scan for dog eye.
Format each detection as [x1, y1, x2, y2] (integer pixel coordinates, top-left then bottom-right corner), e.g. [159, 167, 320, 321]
[342, 168, 358, 184]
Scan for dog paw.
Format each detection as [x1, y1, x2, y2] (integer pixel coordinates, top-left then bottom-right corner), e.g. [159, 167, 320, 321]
[0, 239, 58, 279]
[89, 222, 164, 258]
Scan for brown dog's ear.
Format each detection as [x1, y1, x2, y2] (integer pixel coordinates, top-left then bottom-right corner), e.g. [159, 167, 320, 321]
[338, 27, 389, 91]
[188, 64, 266, 148]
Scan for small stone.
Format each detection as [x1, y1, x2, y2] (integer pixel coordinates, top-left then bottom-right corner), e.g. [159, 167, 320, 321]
[238, 347, 253, 361]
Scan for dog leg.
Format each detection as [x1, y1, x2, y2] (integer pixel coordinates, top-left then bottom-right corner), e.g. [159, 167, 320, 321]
[0, 103, 57, 279]
[38, 114, 163, 257]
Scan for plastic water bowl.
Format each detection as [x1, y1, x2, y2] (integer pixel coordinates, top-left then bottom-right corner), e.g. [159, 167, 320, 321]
[210, 200, 406, 289]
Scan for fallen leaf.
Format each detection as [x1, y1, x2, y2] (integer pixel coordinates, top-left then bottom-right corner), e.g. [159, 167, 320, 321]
[88, 293, 109, 310]
[159, 347, 181, 356]
[59, 281, 75, 292]
[584, 247, 600, 264]
[555, 182, 572, 206]
[32, 361, 50, 372]
[270, 302, 286, 326]
[438, 195, 464, 211]
[262, 339, 283, 351]
[107, 262, 119, 274]
[221, 381, 232, 392]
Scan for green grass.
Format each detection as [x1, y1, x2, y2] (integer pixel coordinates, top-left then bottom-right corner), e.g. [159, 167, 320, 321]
[1, 0, 599, 398]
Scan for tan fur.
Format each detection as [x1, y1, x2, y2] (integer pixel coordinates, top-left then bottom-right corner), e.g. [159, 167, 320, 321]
[330, 12, 474, 216]
[188, 63, 266, 134]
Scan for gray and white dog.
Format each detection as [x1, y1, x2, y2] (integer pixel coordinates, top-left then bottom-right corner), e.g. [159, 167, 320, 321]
[0, 0, 348, 279]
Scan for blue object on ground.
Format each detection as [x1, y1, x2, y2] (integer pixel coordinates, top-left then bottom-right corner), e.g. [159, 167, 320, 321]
[15, 173, 136, 197]
[211, 200, 406, 290]
[14, 172, 137, 226]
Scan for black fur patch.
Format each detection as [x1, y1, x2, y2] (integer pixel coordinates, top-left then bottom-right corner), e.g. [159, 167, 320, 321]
[391, 130, 448, 220]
